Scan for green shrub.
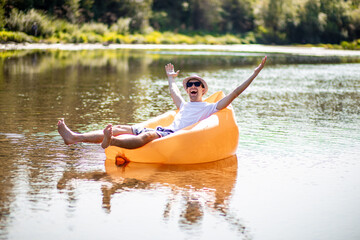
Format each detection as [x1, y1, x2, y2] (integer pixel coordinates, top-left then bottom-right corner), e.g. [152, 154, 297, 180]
[70, 31, 88, 43]
[45, 36, 60, 43]
[57, 32, 72, 43]
[128, 34, 145, 44]
[6, 9, 54, 37]
[86, 32, 103, 43]
[218, 34, 241, 44]
[80, 22, 109, 35]
[0, 30, 35, 43]
[144, 31, 162, 44]
[110, 18, 131, 35]
[255, 26, 288, 45]
[203, 35, 219, 44]
[340, 39, 360, 50]
[103, 32, 128, 44]
[341, 41, 351, 49]
[0, 0, 5, 30]
[53, 19, 77, 34]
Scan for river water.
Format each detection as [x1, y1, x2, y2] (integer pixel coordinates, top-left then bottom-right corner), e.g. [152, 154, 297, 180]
[0, 47, 359, 240]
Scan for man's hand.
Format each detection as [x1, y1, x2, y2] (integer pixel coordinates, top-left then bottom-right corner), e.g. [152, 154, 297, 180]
[165, 63, 180, 78]
[165, 63, 184, 109]
[254, 56, 267, 74]
[216, 56, 267, 110]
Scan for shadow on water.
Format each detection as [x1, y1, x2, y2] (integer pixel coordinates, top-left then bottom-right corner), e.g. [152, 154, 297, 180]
[56, 155, 250, 237]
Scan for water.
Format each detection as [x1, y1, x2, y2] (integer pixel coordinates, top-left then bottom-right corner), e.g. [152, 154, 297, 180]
[0, 48, 359, 240]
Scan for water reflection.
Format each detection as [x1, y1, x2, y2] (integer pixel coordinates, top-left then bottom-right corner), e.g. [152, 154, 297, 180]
[57, 156, 248, 234]
[1, 48, 359, 239]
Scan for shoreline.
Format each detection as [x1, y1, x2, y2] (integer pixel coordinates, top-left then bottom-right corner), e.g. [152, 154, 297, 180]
[2, 43, 360, 56]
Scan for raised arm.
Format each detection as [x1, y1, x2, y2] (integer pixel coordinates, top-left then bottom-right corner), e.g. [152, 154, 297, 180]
[165, 63, 185, 109]
[216, 56, 267, 110]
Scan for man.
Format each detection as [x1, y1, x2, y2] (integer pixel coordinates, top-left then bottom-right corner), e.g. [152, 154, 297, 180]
[58, 56, 267, 149]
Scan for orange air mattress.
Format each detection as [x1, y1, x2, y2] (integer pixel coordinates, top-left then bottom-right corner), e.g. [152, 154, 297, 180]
[105, 91, 239, 164]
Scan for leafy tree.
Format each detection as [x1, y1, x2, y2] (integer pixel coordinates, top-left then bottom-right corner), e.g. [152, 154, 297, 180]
[129, 0, 153, 33]
[257, 0, 290, 44]
[348, 0, 360, 39]
[65, 0, 80, 23]
[79, 0, 94, 22]
[319, 0, 351, 43]
[221, 0, 255, 33]
[188, 0, 222, 32]
[151, 0, 188, 31]
[0, 0, 5, 29]
[297, 0, 324, 43]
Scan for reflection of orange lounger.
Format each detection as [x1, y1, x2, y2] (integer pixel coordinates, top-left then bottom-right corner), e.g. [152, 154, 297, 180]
[104, 155, 238, 193]
[105, 91, 239, 164]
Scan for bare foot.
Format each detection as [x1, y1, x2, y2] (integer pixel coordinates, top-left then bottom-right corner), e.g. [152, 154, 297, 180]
[101, 124, 113, 149]
[57, 118, 78, 145]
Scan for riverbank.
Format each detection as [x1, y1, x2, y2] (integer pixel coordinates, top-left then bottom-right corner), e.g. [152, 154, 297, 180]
[2, 43, 360, 57]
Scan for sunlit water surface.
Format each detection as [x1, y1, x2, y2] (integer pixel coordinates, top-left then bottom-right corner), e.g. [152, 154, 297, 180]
[0, 49, 359, 240]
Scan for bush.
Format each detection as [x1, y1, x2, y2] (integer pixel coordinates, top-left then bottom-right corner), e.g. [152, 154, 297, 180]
[70, 31, 88, 43]
[174, 34, 195, 44]
[255, 26, 288, 45]
[144, 31, 162, 44]
[0, 0, 4, 30]
[57, 32, 72, 43]
[110, 18, 131, 35]
[80, 22, 109, 35]
[129, 34, 145, 44]
[160, 32, 195, 44]
[52, 19, 77, 34]
[340, 39, 360, 50]
[0, 30, 35, 43]
[103, 32, 127, 44]
[6, 9, 54, 37]
[218, 34, 241, 44]
[86, 32, 103, 43]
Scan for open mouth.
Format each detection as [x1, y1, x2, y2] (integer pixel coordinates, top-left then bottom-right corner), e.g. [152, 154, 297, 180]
[190, 90, 198, 95]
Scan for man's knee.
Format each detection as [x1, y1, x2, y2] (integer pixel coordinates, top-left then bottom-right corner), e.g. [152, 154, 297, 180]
[113, 125, 126, 129]
[113, 125, 132, 135]
[140, 131, 159, 143]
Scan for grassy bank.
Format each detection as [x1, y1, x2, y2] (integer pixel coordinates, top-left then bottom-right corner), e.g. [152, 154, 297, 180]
[1, 8, 359, 49]
[0, 29, 257, 45]
[1, 8, 360, 50]
[2, 29, 360, 51]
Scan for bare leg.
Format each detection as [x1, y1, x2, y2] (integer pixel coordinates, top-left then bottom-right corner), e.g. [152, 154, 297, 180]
[102, 130, 160, 149]
[57, 119, 133, 145]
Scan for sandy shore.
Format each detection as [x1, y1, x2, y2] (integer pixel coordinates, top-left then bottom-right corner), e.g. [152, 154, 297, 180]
[2, 43, 360, 56]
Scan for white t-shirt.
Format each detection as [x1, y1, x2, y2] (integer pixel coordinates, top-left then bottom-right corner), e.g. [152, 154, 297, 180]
[168, 102, 219, 132]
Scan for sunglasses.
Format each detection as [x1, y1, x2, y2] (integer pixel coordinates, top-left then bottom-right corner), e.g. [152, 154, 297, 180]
[186, 81, 202, 88]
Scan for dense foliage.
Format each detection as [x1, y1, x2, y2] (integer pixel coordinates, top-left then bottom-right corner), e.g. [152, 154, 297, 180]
[0, 0, 360, 44]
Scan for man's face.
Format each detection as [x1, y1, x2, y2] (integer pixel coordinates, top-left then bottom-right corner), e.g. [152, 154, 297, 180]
[186, 80, 205, 102]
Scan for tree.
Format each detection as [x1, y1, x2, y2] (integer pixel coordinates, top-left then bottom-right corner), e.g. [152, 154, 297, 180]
[348, 0, 360, 39]
[221, 0, 255, 33]
[188, 0, 222, 32]
[129, 0, 153, 33]
[256, 0, 290, 44]
[0, 0, 5, 30]
[151, 0, 188, 31]
[79, 0, 94, 22]
[319, 0, 351, 43]
[297, 0, 324, 43]
[65, 0, 80, 23]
